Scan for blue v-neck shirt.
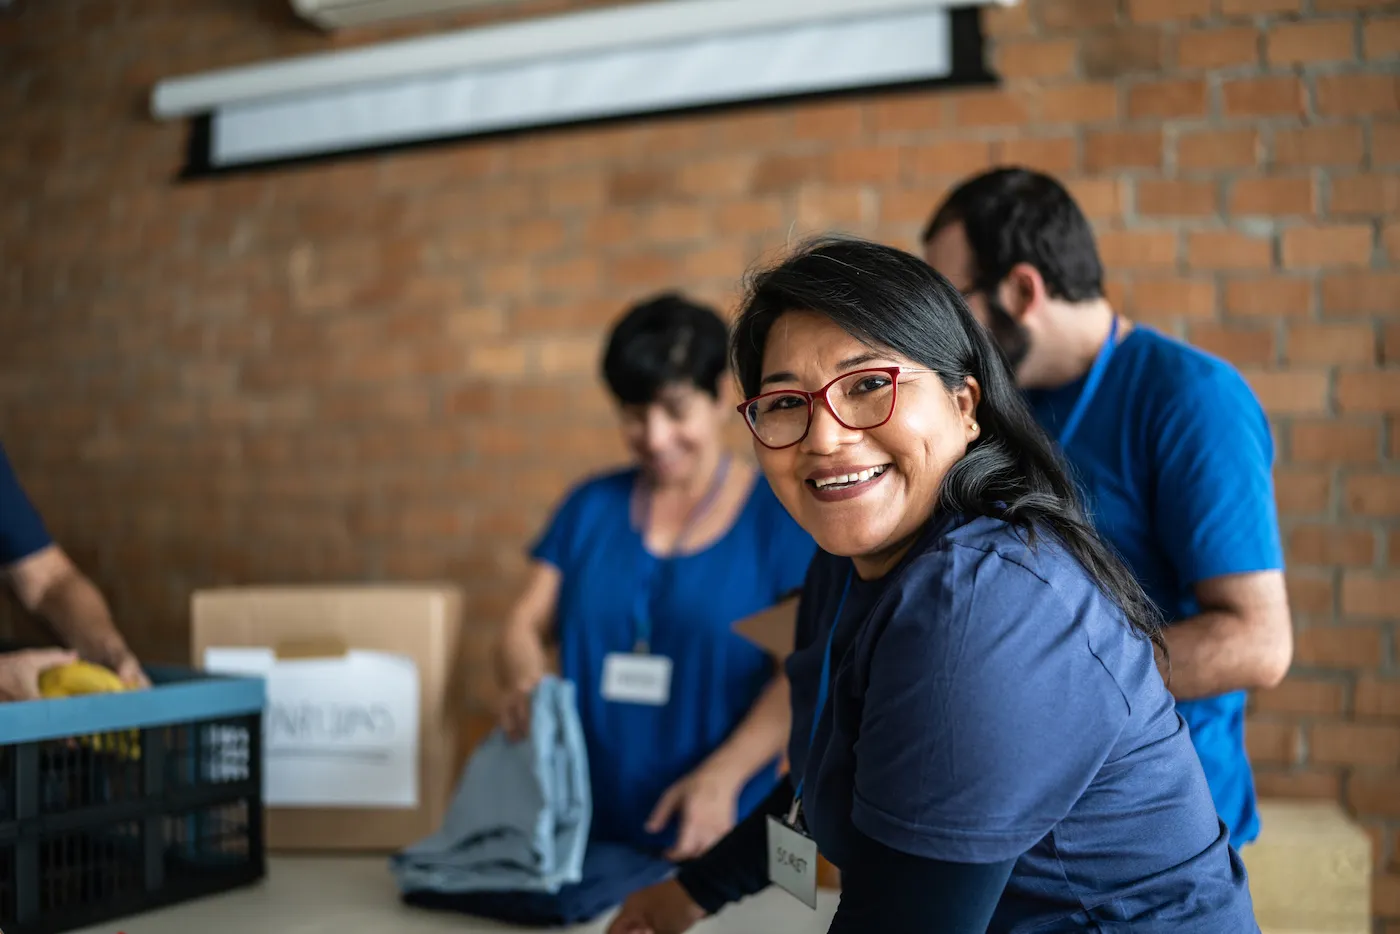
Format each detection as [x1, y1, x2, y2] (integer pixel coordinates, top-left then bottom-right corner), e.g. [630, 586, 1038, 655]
[1025, 326, 1284, 848]
[531, 468, 816, 853]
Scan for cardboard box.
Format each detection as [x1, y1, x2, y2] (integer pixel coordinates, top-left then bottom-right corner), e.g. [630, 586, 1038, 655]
[191, 584, 464, 852]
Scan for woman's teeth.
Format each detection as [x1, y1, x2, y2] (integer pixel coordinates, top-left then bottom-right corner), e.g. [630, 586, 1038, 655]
[812, 465, 888, 490]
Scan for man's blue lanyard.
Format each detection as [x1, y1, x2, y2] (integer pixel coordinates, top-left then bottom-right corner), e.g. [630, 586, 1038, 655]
[1056, 315, 1120, 450]
[630, 455, 732, 653]
[790, 567, 854, 821]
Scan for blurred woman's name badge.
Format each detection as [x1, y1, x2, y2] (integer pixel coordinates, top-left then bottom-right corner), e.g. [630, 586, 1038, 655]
[767, 814, 819, 908]
[601, 652, 672, 705]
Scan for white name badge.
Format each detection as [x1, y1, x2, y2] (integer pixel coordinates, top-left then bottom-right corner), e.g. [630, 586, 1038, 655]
[601, 653, 672, 705]
[766, 815, 819, 910]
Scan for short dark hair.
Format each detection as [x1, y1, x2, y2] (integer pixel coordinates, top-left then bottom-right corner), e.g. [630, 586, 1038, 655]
[922, 167, 1105, 303]
[601, 292, 730, 405]
[731, 235, 1164, 656]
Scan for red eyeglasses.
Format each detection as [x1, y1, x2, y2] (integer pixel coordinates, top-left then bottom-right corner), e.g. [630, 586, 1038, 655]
[736, 366, 936, 450]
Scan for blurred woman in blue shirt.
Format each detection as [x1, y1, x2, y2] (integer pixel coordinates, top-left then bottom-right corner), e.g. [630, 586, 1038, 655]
[493, 293, 815, 862]
[609, 240, 1257, 934]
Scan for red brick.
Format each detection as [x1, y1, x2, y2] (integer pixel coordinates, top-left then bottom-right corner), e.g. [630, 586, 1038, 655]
[682, 243, 749, 281]
[1082, 29, 1167, 79]
[995, 38, 1080, 79]
[1037, 84, 1120, 124]
[1128, 78, 1208, 119]
[984, 1, 1034, 37]
[1345, 473, 1400, 515]
[751, 154, 820, 195]
[1323, 273, 1400, 317]
[1189, 323, 1276, 366]
[1137, 179, 1218, 216]
[1265, 21, 1357, 65]
[868, 93, 948, 136]
[1252, 677, 1348, 716]
[1349, 773, 1400, 817]
[992, 137, 1079, 175]
[795, 187, 867, 230]
[1388, 222, 1400, 262]
[1272, 125, 1366, 168]
[1244, 369, 1331, 414]
[1128, 0, 1212, 21]
[1086, 129, 1163, 170]
[1357, 678, 1400, 719]
[1282, 224, 1374, 269]
[1245, 719, 1303, 764]
[1230, 176, 1314, 216]
[908, 140, 994, 180]
[1287, 524, 1376, 566]
[1378, 122, 1400, 165]
[1386, 324, 1400, 365]
[608, 168, 672, 205]
[1188, 231, 1273, 270]
[1223, 76, 1305, 118]
[1098, 230, 1179, 270]
[1286, 323, 1377, 365]
[1369, 17, 1400, 59]
[1312, 722, 1400, 766]
[1317, 74, 1400, 117]
[1289, 420, 1381, 464]
[1133, 278, 1217, 318]
[1295, 626, 1383, 668]
[675, 156, 756, 197]
[1066, 178, 1125, 219]
[950, 90, 1031, 128]
[716, 199, 785, 237]
[1178, 26, 1259, 69]
[1331, 174, 1400, 216]
[1178, 129, 1259, 170]
[643, 204, 712, 245]
[1338, 373, 1400, 414]
[1344, 572, 1400, 619]
[825, 146, 905, 186]
[1254, 768, 1341, 799]
[1288, 571, 1337, 616]
[1224, 276, 1312, 317]
[1222, 0, 1300, 12]
[1038, 0, 1120, 30]
[791, 102, 866, 141]
[1376, 873, 1400, 919]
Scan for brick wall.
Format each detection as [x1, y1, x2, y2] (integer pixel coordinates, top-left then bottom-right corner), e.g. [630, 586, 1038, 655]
[0, 0, 1396, 926]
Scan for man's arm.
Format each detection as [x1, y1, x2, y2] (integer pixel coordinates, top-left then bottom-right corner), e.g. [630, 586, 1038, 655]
[5, 545, 146, 686]
[1158, 570, 1292, 700]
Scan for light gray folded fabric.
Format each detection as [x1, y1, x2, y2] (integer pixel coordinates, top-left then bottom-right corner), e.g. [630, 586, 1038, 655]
[390, 676, 590, 894]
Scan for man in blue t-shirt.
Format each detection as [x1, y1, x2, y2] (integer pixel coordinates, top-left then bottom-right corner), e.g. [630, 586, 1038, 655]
[921, 167, 1293, 848]
[0, 440, 147, 700]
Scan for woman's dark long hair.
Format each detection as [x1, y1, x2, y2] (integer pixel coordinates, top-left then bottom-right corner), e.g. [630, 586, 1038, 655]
[731, 235, 1166, 657]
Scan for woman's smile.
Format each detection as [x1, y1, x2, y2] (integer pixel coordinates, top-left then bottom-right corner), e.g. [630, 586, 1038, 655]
[805, 463, 892, 502]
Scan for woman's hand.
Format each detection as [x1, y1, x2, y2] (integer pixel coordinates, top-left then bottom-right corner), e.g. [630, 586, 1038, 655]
[494, 631, 548, 741]
[0, 648, 77, 702]
[646, 763, 743, 860]
[607, 879, 708, 934]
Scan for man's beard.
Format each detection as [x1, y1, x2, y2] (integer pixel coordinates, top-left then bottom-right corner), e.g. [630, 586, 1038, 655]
[984, 294, 1032, 377]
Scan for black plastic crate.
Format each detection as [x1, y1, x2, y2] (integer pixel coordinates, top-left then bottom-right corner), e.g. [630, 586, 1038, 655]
[0, 668, 266, 934]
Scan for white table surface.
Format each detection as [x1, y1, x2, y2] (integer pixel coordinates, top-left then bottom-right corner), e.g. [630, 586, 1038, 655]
[72, 856, 840, 934]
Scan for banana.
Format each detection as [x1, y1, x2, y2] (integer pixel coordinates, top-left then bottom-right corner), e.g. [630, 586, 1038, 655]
[39, 660, 142, 761]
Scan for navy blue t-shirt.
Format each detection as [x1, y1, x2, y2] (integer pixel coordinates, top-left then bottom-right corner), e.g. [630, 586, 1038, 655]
[1025, 326, 1284, 847]
[532, 467, 816, 852]
[787, 513, 1258, 932]
[0, 441, 52, 566]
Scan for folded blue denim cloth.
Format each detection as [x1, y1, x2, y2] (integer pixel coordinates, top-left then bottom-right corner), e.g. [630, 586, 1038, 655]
[390, 676, 590, 895]
[402, 840, 675, 927]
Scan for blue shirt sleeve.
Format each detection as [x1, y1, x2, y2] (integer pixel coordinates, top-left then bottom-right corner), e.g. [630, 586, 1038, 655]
[851, 545, 1129, 863]
[1149, 370, 1284, 586]
[529, 477, 604, 573]
[0, 442, 52, 566]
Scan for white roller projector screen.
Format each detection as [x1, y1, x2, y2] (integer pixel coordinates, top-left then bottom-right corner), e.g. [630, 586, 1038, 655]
[154, 0, 999, 177]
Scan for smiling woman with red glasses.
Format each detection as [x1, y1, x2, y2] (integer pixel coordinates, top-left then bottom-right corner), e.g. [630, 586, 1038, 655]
[608, 238, 1259, 934]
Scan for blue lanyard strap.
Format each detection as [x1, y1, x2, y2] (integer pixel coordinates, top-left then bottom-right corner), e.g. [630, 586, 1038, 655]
[1056, 315, 1119, 450]
[792, 567, 853, 806]
[631, 455, 732, 653]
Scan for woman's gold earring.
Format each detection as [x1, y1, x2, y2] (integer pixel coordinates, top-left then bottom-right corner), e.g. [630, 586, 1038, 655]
[970, 421, 979, 433]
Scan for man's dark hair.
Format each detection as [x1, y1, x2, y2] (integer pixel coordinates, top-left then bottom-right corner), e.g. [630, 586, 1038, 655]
[601, 292, 730, 405]
[922, 167, 1105, 303]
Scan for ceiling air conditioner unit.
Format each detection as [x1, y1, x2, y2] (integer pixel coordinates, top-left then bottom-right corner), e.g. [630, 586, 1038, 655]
[291, 0, 520, 30]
